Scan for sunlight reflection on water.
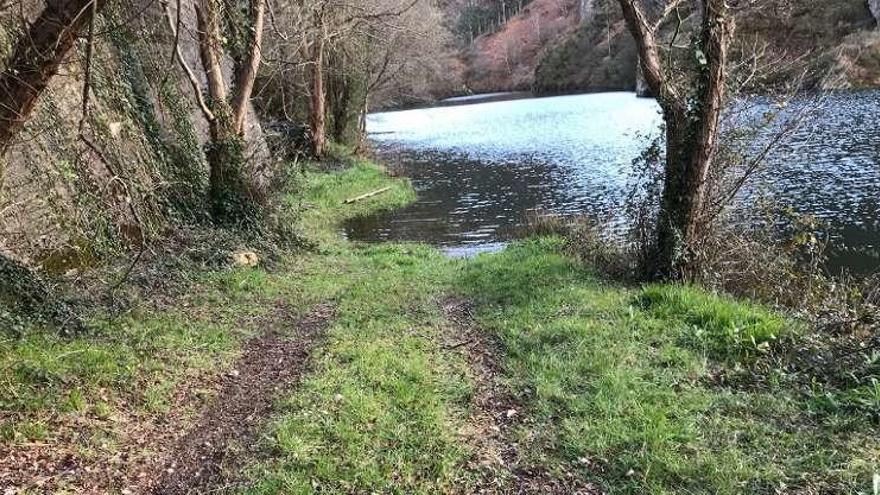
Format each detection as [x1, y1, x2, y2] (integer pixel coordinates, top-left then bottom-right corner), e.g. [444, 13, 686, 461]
[348, 91, 880, 273]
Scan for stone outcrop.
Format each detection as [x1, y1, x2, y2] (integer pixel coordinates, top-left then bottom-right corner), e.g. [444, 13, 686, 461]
[579, 0, 596, 21]
[0, 0, 271, 265]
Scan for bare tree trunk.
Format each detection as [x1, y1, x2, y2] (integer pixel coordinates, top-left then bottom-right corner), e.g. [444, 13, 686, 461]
[309, 31, 327, 158]
[355, 93, 369, 152]
[618, 0, 732, 280]
[230, 0, 265, 134]
[0, 0, 106, 160]
[192, 0, 264, 224]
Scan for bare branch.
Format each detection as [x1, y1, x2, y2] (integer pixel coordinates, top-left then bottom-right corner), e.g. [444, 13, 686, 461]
[161, 0, 216, 121]
[78, 3, 97, 134]
[617, 0, 681, 110]
[194, 0, 228, 107]
[231, 0, 266, 134]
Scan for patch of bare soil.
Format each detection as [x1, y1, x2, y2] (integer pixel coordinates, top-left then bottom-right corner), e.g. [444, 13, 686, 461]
[0, 303, 331, 495]
[2, 346, 225, 494]
[140, 303, 333, 495]
[441, 297, 599, 495]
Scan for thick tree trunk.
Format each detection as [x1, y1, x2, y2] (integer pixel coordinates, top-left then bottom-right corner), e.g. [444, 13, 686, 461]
[0, 0, 106, 163]
[653, 0, 729, 279]
[619, 0, 731, 280]
[309, 34, 327, 158]
[194, 0, 263, 225]
[652, 115, 708, 278]
[206, 119, 256, 224]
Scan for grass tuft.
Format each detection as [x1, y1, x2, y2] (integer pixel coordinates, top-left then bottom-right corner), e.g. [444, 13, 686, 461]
[637, 284, 788, 360]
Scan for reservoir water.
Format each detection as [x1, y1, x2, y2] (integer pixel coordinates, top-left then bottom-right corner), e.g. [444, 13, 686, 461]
[346, 91, 880, 273]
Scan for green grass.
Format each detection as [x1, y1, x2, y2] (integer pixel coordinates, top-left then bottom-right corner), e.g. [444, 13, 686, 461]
[457, 239, 878, 494]
[4, 155, 877, 494]
[637, 284, 786, 361]
[244, 244, 476, 494]
[242, 165, 876, 493]
[292, 157, 415, 247]
[236, 161, 479, 493]
[1, 311, 244, 442]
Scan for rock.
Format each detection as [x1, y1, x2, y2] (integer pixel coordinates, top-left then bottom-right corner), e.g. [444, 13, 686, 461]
[635, 60, 651, 98]
[870, 0, 880, 27]
[231, 250, 260, 267]
[109, 121, 123, 138]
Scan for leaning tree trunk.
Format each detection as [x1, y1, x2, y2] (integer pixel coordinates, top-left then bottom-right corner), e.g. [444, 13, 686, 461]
[0, 0, 106, 334]
[0, 0, 107, 163]
[309, 33, 327, 159]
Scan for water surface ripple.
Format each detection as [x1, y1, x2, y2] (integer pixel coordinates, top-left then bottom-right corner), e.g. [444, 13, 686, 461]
[347, 91, 880, 272]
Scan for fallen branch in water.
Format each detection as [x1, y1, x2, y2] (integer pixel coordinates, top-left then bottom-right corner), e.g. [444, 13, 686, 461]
[343, 187, 391, 204]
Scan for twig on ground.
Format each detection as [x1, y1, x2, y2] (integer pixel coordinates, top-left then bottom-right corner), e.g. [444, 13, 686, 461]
[343, 187, 390, 204]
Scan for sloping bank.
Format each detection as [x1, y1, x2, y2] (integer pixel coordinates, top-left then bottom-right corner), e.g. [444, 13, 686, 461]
[2, 158, 876, 493]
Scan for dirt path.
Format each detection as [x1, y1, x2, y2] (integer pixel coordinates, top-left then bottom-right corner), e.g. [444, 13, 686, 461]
[140, 303, 333, 495]
[442, 297, 599, 495]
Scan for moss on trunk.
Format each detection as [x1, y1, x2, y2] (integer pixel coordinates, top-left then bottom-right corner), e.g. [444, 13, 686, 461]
[206, 133, 259, 226]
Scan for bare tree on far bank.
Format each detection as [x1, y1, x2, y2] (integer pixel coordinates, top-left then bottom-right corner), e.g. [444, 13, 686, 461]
[261, 0, 450, 159]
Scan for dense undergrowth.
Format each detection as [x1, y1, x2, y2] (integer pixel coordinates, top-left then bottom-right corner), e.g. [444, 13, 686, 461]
[2, 156, 877, 494]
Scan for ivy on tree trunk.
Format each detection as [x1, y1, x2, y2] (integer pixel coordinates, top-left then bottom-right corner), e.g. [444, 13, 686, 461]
[618, 0, 732, 280]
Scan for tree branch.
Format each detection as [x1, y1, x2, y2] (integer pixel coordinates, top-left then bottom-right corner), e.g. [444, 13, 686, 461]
[195, 0, 228, 108]
[161, 0, 216, 121]
[617, 0, 680, 110]
[231, 0, 266, 134]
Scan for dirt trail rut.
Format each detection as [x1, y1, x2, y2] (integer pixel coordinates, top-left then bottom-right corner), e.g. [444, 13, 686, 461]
[143, 303, 334, 495]
[442, 297, 599, 495]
